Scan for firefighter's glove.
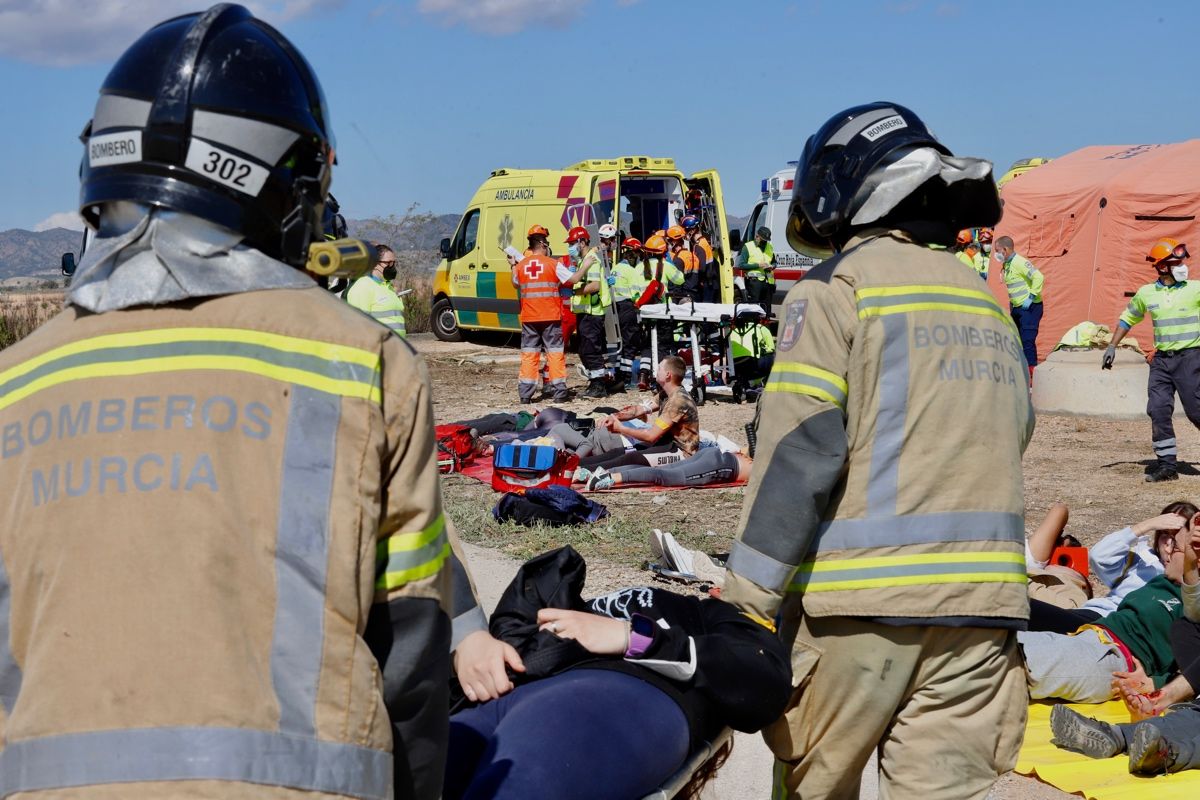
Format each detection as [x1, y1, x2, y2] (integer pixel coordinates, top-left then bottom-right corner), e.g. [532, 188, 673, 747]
[1101, 345, 1116, 370]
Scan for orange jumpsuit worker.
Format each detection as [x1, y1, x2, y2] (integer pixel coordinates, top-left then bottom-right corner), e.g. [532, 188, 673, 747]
[667, 225, 701, 301]
[682, 214, 717, 302]
[513, 226, 569, 403]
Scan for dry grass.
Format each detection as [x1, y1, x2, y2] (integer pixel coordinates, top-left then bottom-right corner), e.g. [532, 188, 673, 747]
[396, 273, 432, 335]
[0, 292, 64, 350]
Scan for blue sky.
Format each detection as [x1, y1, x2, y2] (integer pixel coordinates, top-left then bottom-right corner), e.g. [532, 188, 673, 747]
[2, 0, 1198, 232]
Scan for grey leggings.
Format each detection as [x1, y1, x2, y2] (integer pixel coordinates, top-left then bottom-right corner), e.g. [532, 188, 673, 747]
[617, 448, 739, 487]
[547, 423, 627, 456]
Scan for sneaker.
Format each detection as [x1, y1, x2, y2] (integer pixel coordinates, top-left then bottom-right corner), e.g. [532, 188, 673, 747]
[552, 391, 570, 403]
[1050, 705, 1125, 759]
[519, 396, 534, 405]
[1128, 721, 1179, 774]
[586, 469, 614, 491]
[573, 467, 592, 485]
[1146, 465, 1179, 483]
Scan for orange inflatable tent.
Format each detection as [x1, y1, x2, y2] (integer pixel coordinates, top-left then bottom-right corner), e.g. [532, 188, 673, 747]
[994, 142, 1200, 362]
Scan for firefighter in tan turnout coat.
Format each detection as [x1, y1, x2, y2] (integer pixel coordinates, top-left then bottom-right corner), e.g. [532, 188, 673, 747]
[723, 103, 1036, 800]
[0, 6, 484, 799]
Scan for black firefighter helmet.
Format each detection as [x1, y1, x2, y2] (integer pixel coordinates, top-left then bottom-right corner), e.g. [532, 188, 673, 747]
[788, 101, 1000, 259]
[78, 3, 335, 268]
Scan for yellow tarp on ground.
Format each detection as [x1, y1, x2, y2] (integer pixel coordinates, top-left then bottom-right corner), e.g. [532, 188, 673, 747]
[1016, 701, 1200, 799]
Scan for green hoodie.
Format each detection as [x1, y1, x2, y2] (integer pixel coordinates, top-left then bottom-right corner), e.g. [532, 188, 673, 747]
[1100, 575, 1184, 688]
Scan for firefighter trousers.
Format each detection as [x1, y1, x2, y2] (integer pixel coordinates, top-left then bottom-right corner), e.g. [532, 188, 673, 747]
[1147, 346, 1200, 467]
[766, 614, 1025, 800]
[577, 313, 607, 379]
[519, 321, 567, 401]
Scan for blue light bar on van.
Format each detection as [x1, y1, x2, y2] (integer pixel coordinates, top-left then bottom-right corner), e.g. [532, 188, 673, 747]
[760, 178, 768, 198]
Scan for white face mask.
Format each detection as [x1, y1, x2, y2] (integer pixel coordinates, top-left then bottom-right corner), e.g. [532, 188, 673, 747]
[1173, 264, 1189, 282]
[994, 250, 1008, 263]
[981, 243, 992, 254]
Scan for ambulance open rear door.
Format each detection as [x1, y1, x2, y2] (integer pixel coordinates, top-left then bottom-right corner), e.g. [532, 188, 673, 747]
[687, 169, 733, 303]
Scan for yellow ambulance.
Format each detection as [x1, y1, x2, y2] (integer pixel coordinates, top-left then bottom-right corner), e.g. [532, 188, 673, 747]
[431, 155, 734, 341]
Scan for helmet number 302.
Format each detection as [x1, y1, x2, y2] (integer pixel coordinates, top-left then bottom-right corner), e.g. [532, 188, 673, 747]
[184, 138, 269, 197]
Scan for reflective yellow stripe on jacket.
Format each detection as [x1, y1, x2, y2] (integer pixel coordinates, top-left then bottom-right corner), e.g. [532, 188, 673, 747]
[856, 284, 1013, 326]
[0, 327, 383, 412]
[791, 551, 1026, 592]
[376, 512, 451, 591]
[766, 363, 847, 411]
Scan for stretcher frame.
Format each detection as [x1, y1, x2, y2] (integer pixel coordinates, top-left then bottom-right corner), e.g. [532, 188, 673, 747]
[638, 301, 767, 402]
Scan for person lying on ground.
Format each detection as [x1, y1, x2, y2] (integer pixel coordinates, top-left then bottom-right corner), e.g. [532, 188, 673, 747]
[1023, 502, 1093, 616]
[1108, 524, 1200, 719]
[1027, 502, 1191, 634]
[582, 447, 753, 491]
[444, 547, 791, 800]
[1019, 514, 1198, 703]
[572, 355, 700, 474]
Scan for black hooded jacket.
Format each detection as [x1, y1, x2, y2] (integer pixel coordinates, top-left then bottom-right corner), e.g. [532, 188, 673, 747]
[474, 546, 792, 748]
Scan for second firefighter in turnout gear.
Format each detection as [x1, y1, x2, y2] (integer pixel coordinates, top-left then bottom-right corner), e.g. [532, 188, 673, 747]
[722, 102, 1034, 800]
[1104, 238, 1200, 483]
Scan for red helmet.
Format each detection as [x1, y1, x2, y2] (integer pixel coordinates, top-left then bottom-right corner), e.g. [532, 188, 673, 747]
[622, 237, 642, 250]
[566, 226, 591, 245]
[527, 224, 549, 238]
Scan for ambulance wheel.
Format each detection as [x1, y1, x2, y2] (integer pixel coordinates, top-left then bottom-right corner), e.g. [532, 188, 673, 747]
[432, 298, 463, 342]
[692, 383, 706, 406]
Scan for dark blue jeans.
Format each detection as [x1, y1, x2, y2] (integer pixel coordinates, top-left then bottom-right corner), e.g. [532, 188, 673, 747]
[1011, 301, 1043, 367]
[445, 669, 689, 800]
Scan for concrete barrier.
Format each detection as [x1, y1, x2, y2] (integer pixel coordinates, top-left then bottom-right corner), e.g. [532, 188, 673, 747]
[1032, 348, 1183, 419]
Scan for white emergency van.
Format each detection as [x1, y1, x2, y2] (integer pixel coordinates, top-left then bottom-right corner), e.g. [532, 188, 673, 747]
[736, 163, 821, 314]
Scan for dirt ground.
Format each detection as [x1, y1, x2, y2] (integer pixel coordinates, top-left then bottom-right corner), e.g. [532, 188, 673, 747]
[414, 332, 1200, 799]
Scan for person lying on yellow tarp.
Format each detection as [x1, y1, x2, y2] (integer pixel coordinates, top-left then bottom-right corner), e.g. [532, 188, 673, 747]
[1049, 523, 1200, 775]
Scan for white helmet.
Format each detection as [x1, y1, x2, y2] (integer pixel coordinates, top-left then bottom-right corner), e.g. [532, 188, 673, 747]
[598, 223, 617, 240]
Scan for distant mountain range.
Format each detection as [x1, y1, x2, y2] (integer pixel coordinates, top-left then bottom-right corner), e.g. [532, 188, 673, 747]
[0, 227, 82, 283]
[0, 209, 751, 281]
